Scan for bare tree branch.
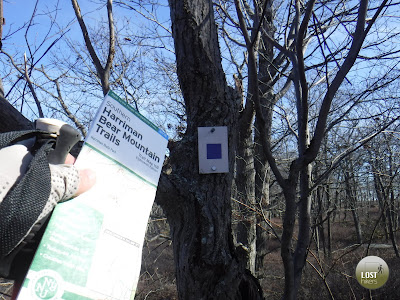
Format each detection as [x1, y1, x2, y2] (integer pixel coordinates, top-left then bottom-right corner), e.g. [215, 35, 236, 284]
[23, 53, 43, 117]
[71, 0, 115, 95]
[36, 67, 87, 136]
[307, 0, 389, 165]
[312, 115, 400, 190]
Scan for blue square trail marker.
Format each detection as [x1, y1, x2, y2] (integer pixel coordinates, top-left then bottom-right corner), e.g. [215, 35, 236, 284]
[198, 127, 229, 174]
[207, 143, 222, 159]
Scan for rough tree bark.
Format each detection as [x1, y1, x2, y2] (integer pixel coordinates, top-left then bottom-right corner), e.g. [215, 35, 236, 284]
[235, 124, 257, 274]
[233, 1, 261, 271]
[156, 0, 263, 299]
[254, 0, 284, 274]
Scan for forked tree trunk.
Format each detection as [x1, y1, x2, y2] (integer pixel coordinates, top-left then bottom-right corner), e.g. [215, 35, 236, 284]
[157, 1, 263, 299]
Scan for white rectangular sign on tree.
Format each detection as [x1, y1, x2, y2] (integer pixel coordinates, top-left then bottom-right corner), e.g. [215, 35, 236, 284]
[198, 126, 229, 174]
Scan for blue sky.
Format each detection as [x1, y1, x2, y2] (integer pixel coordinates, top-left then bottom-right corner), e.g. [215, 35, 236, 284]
[1, 0, 177, 135]
[2, 0, 399, 139]
[3, 1, 106, 55]
[2, 0, 172, 63]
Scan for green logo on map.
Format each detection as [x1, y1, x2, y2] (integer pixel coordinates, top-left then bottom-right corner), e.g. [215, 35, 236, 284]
[34, 275, 58, 299]
[30, 270, 63, 300]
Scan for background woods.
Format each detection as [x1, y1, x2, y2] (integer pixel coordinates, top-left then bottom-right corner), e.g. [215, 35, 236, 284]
[1, 0, 400, 299]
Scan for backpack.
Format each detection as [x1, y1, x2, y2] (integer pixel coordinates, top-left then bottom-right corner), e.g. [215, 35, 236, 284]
[0, 124, 80, 280]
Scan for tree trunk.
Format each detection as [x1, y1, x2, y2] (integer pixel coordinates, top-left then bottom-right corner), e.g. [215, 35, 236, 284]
[254, 0, 277, 274]
[157, 1, 263, 299]
[254, 102, 273, 276]
[344, 171, 363, 244]
[387, 153, 399, 257]
[235, 127, 257, 274]
[280, 185, 297, 300]
[326, 185, 332, 256]
[386, 202, 400, 257]
[375, 178, 390, 241]
[254, 155, 270, 275]
[372, 160, 400, 257]
[293, 164, 312, 295]
[315, 186, 326, 256]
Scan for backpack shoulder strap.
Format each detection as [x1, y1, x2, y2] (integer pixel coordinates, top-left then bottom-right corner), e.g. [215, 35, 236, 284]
[0, 130, 41, 148]
[0, 130, 54, 258]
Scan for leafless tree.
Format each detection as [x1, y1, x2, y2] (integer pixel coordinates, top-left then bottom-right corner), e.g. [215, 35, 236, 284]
[160, 0, 400, 299]
[367, 128, 400, 257]
[1, 0, 400, 299]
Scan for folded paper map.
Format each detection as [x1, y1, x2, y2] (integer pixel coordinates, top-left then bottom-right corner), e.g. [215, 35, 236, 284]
[17, 90, 168, 300]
